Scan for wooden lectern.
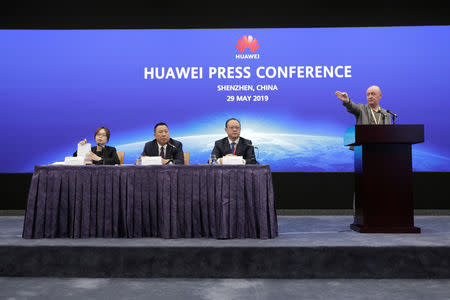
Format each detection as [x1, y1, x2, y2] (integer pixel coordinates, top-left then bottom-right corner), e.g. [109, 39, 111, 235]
[344, 125, 424, 233]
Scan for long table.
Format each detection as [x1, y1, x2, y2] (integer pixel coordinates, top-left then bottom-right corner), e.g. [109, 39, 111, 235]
[23, 165, 278, 239]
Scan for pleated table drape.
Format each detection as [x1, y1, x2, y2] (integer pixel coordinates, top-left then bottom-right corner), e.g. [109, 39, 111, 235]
[23, 165, 278, 239]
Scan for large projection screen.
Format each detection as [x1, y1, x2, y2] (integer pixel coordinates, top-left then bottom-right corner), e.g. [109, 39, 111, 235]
[1, 26, 449, 172]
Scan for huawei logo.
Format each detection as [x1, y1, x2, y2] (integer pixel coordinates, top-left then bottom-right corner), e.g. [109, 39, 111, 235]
[236, 35, 260, 53]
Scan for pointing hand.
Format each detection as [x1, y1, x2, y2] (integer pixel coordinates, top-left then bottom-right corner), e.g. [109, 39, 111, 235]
[335, 91, 350, 102]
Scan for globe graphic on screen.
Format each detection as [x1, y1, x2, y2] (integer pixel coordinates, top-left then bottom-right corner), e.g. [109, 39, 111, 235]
[116, 133, 355, 171]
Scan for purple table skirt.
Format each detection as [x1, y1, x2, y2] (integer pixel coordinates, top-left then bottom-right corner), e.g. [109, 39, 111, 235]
[23, 165, 278, 239]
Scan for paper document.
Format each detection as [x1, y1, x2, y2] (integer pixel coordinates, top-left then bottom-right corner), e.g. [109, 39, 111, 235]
[77, 143, 91, 158]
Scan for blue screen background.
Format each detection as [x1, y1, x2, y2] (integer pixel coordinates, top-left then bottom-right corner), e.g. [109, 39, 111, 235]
[1, 27, 449, 172]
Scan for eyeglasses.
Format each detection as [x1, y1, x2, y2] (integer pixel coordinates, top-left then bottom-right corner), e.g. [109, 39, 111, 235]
[96, 134, 107, 137]
[227, 126, 241, 130]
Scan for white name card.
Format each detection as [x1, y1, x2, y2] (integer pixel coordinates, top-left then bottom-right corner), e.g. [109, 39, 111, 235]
[141, 156, 162, 165]
[64, 157, 85, 165]
[222, 156, 245, 165]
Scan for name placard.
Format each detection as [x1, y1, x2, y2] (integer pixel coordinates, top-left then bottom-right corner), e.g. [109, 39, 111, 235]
[141, 156, 162, 165]
[222, 156, 244, 165]
[64, 157, 85, 165]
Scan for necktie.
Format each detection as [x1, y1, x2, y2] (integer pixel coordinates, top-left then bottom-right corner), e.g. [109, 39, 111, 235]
[231, 142, 236, 154]
[160, 146, 165, 159]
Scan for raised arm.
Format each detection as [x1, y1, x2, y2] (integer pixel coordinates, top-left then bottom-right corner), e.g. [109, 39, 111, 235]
[335, 90, 361, 116]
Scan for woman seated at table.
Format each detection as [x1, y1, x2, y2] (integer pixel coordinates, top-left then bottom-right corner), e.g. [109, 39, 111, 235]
[73, 126, 121, 165]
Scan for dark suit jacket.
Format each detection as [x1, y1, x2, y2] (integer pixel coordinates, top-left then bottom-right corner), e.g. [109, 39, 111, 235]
[211, 137, 257, 164]
[73, 145, 121, 165]
[141, 138, 184, 165]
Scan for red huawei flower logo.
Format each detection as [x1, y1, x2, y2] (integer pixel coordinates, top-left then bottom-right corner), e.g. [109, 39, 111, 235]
[236, 35, 260, 53]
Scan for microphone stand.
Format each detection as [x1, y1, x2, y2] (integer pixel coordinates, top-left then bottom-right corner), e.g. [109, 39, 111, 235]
[248, 144, 259, 164]
[98, 143, 105, 165]
[386, 110, 399, 125]
[167, 142, 177, 164]
[377, 110, 387, 125]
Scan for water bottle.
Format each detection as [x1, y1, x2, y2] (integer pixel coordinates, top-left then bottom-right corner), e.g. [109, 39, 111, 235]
[208, 154, 217, 165]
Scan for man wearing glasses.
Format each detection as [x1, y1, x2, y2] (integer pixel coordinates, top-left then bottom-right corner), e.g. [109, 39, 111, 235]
[211, 118, 257, 164]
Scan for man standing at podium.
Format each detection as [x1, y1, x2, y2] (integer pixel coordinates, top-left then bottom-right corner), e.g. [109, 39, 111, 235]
[335, 85, 392, 125]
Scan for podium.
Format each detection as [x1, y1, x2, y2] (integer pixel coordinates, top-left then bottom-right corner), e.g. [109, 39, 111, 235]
[344, 125, 424, 233]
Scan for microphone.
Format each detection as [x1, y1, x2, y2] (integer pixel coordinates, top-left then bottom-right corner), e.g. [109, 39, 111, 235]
[167, 142, 178, 156]
[386, 110, 399, 118]
[247, 144, 259, 149]
[377, 110, 387, 117]
[247, 144, 259, 164]
[166, 142, 177, 163]
[377, 110, 388, 124]
[167, 142, 177, 150]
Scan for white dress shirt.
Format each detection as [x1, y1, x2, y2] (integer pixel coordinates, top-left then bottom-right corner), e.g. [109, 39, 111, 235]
[157, 143, 167, 157]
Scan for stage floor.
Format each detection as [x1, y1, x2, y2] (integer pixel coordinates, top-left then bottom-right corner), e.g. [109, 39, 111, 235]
[1, 215, 450, 247]
[1, 278, 450, 300]
[1, 215, 450, 279]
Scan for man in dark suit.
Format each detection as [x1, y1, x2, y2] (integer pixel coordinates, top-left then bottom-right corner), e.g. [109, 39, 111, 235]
[141, 122, 184, 164]
[211, 118, 257, 164]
